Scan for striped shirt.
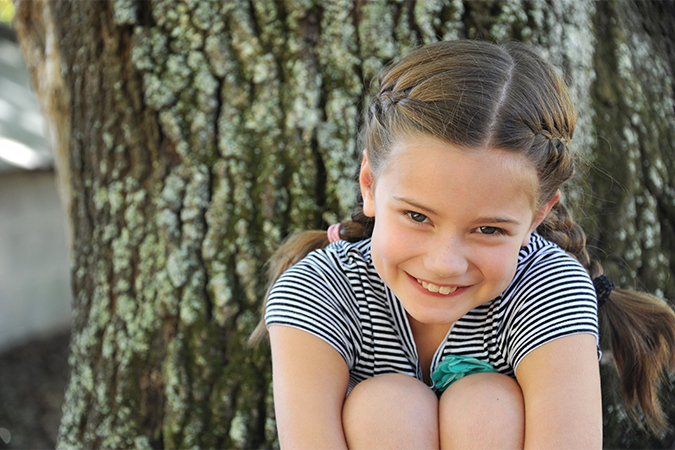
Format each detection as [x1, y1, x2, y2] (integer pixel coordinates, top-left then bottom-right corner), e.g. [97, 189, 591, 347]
[265, 233, 599, 392]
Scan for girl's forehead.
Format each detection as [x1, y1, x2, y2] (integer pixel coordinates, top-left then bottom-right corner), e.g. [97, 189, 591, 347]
[379, 134, 540, 207]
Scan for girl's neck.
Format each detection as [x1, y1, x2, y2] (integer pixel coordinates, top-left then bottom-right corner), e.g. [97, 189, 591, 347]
[407, 314, 452, 383]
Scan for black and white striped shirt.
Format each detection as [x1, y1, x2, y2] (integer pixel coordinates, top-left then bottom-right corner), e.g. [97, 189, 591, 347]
[266, 233, 599, 392]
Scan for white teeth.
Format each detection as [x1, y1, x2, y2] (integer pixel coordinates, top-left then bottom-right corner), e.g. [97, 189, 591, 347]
[417, 279, 458, 295]
[439, 286, 455, 295]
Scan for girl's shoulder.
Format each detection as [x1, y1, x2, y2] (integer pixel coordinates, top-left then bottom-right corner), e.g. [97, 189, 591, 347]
[265, 239, 377, 368]
[497, 233, 599, 371]
[505, 232, 597, 321]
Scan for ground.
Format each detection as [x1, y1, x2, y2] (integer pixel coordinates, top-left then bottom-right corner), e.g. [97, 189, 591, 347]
[0, 329, 69, 449]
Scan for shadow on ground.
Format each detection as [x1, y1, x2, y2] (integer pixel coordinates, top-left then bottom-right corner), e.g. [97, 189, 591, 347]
[0, 329, 69, 449]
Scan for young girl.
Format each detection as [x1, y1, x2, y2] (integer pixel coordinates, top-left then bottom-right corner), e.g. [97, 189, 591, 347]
[258, 40, 675, 448]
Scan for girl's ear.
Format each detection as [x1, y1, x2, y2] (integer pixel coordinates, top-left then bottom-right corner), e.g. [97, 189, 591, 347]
[359, 150, 376, 217]
[522, 190, 561, 246]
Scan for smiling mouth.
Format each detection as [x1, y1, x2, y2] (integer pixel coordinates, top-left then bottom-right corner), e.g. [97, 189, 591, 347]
[416, 278, 458, 295]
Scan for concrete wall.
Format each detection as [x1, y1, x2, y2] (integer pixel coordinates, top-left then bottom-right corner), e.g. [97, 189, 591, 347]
[0, 170, 71, 350]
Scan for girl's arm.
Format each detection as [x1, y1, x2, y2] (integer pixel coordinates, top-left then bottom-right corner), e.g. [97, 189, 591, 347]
[269, 324, 350, 449]
[516, 333, 603, 449]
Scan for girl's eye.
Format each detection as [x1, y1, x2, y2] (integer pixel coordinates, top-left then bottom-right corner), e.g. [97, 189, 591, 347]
[478, 226, 503, 235]
[407, 211, 429, 223]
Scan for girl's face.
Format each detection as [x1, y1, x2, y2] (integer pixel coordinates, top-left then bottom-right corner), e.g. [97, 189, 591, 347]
[360, 134, 558, 328]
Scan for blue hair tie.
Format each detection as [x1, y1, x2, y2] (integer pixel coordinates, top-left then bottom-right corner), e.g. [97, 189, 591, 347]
[431, 355, 497, 393]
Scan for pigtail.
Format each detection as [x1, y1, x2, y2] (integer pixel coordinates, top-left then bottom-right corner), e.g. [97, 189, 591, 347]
[248, 197, 374, 344]
[538, 203, 675, 433]
[248, 230, 328, 345]
[602, 289, 675, 432]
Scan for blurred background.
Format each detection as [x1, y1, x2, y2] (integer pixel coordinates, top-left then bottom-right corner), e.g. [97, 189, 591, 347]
[0, 0, 71, 448]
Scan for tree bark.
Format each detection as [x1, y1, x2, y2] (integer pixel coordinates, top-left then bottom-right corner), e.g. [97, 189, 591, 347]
[13, 0, 675, 448]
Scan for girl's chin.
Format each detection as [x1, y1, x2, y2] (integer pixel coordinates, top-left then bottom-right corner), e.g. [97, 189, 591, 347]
[398, 284, 489, 326]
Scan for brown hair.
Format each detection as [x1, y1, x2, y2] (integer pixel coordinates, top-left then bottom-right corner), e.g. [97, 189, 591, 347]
[253, 40, 675, 433]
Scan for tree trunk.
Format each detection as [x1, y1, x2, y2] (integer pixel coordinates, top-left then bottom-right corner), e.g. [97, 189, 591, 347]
[13, 0, 674, 448]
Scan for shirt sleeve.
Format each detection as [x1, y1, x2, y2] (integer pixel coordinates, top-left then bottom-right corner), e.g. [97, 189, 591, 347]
[265, 250, 360, 368]
[503, 250, 599, 372]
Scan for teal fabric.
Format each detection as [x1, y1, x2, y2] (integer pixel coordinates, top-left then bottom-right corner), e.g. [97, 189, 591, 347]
[431, 355, 497, 392]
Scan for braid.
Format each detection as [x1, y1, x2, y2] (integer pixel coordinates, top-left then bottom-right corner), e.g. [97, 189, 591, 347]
[524, 127, 575, 203]
[536, 202, 602, 279]
[366, 86, 407, 123]
[528, 127, 594, 266]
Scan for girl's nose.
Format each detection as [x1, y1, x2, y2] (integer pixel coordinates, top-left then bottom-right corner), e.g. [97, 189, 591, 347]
[423, 237, 469, 278]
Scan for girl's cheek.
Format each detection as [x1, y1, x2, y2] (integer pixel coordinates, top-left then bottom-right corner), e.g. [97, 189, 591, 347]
[377, 220, 409, 256]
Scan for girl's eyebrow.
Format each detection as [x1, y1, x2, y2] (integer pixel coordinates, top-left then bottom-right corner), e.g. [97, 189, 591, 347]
[393, 196, 439, 216]
[469, 216, 522, 226]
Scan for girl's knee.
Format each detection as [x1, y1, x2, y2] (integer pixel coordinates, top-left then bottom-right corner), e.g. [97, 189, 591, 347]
[439, 372, 524, 449]
[343, 373, 438, 449]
